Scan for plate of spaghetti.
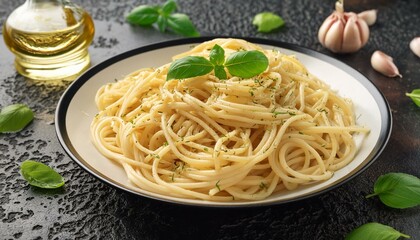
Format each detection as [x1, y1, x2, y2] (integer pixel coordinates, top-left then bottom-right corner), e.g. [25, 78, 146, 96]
[56, 37, 391, 206]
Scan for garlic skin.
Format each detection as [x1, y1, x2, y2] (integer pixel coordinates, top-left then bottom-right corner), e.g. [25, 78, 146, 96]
[358, 9, 378, 26]
[318, 2, 370, 53]
[371, 50, 402, 78]
[410, 37, 420, 58]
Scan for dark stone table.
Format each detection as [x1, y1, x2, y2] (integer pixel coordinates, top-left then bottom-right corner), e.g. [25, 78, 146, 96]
[1, 0, 419, 239]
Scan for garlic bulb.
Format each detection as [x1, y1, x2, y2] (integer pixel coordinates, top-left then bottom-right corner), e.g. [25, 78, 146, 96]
[371, 50, 402, 78]
[410, 37, 420, 58]
[318, 1, 369, 53]
[358, 9, 378, 26]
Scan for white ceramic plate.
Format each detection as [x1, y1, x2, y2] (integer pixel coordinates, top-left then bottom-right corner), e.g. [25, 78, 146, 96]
[55, 37, 392, 207]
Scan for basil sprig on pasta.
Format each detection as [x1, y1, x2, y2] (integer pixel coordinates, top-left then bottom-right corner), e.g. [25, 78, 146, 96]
[166, 44, 269, 81]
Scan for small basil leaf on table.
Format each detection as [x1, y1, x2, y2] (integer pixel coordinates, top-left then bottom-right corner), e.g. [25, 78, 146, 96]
[167, 56, 213, 80]
[366, 172, 420, 209]
[345, 222, 410, 240]
[225, 50, 269, 78]
[209, 44, 225, 66]
[0, 103, 34, 133]
[252, 12, 285, 33]
[406, 89, 420, 107]
[214, 65, 227, 80]
[161, 0, 177, 16]
[126, 6, 159, 26]
[20, 160, 65, 189]
[167, 13, 200, 37]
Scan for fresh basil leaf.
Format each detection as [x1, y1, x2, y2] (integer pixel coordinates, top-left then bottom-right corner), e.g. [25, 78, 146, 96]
[161, 0, 177, 16]
[225, 50, 269, 78]
[406, 89, 420, 107]
[0, 104, 34, 133]
[157, 15, 168, 32]
[167, 56, 213, 80]
[167, 13, 200, 37]
[366, 172, 420, 209]
[126, 5, 159, 26]
[20, 160, 65, 189]
[209, 44, 225, 66]
[345, 222, 410, 240]
[214, 65, 227, 80]
[253, 12, 285, 33]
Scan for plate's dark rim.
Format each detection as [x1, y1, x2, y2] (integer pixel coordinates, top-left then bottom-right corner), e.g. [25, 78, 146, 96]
[55, 36, 392, 208]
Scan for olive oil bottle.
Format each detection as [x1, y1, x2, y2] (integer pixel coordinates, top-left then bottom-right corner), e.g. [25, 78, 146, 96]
[3, 0, 95, 81]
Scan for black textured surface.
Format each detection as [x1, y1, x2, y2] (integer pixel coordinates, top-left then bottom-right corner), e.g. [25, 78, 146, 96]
[1, 0, 420, 239]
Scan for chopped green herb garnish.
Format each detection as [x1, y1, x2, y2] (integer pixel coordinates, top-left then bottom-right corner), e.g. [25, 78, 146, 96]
[215, 180, 221, 191]
[259, 182, 268, 190]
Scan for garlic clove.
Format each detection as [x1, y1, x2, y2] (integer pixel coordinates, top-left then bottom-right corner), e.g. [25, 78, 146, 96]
[318, 15, 337, 47]
[358, 20, 370, 46]
[342, 15, 362, 53]
[371, 50, 402, 78]
[324, 19, 345, 53]
[358, 9, 378, 26]
[410, 37, 420, 58]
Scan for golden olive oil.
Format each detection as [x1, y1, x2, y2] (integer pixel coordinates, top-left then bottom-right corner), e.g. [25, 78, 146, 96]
[3, 0, 95, 80]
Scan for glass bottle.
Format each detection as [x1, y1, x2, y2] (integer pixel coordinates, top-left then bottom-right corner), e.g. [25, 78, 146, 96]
[3, 0, 95, 81]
